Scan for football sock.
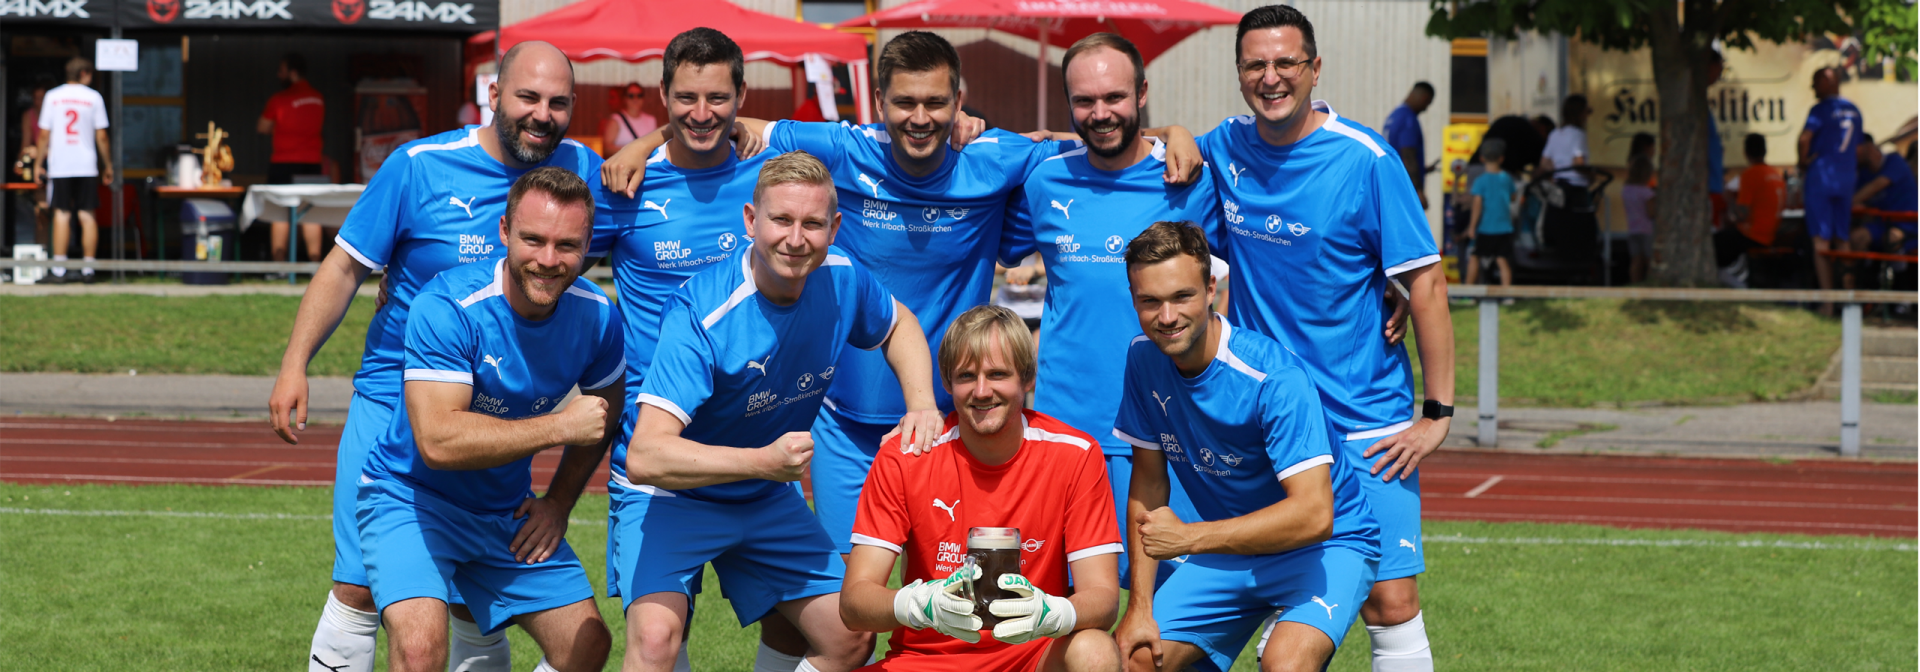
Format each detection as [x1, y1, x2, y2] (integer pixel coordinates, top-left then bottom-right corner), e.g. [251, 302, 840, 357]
[795, 657, 824, 672]
[753, 641, 804, 672]
[448, 614, 511, 672]
[675, 639, 693, 672]
[82, 256, 95, 275]
[51, 255, 66, 277]
[1367, 611, 1433, 672]
[308, 592, 379, 672]
[532, 658, 559, 672]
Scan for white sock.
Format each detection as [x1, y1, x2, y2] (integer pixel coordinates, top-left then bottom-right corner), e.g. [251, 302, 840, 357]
[532, 658, 560, 672]
[1254, 611, 1280, 661]
[309, 592, 379, 672]
[82, 257, 95, 275]
[51, 255, 66, 276]
[1367, 611, 1434, 672]
[448, 615, 511, 672]
[795, 658, 823, 672]
[676, 639, 694, 672]
[754, 641, 804, 672]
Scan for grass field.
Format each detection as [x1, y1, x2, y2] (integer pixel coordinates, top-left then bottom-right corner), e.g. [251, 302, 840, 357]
[3, 482, 1911, 671]
[1, 296, 1847, 407]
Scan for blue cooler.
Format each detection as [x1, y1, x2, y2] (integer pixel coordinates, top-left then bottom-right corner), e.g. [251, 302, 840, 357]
[180, 199, 235, 285]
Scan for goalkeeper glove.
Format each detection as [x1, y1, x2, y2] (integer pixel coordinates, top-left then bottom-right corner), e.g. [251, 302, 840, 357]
[989, 573, 1077, 644]
[893, 564, 983, 643]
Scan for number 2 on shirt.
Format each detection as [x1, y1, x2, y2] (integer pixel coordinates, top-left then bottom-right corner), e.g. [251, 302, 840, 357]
[64, 110, 80, 138]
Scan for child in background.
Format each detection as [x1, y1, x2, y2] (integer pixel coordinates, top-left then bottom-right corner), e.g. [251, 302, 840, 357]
[1731, 133, 1786, 248]
[1466, 138, 1519, 292]
[1621, 156, 1657, 284]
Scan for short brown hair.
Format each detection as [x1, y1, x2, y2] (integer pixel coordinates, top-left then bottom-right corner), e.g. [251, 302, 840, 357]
[939, 305, 1037, 387]
[1062, 33, 1145, 96]
[754, 150, 837, 212]
[65, 57, 94, 82]
[876, 31, 960, 94]
[1124, 221, 1213, 285]
[505, 166, 595, 230]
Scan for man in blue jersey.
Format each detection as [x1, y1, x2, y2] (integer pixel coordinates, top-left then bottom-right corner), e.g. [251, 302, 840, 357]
[999, 32, 1217, 591]
[267, 41, 633, 672]
[359, 167, 621, 672]
[1110, 221, 1380, 672]
[1383, 82, 1433, 211]
[1799, 66, 1867, 304]
[1193, 7, 1454, 671]
[614, 151, 939, 672]
[1853, 137, 1918, 254]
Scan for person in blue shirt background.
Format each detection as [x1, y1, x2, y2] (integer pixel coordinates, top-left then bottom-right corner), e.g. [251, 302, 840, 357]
[1110, 221, 1380, 672]
[268, 40, 635, 672]
[1464, 139, 1518, 290]
[614, 151, 940, 672]
[1851, 135, 1918, 254]
[1384, 81, 1434, 211]
[357, 167, 625, 672]
[1798, 66, 1866, 306]
[999, 32, 1216, 593]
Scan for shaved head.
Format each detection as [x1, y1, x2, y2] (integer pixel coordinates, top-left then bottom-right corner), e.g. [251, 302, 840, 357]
[499, 40, 574, 91]
[488, 40, 576, 166]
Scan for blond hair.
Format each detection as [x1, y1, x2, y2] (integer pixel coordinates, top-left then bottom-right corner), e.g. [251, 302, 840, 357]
[939, 305, 1037, 387]
[754, 150, 837, 213]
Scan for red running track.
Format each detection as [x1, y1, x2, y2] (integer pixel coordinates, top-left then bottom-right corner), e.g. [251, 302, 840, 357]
[2, 418, 1913, 537]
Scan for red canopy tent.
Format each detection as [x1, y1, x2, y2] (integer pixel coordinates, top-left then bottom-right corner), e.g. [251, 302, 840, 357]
[839, 0, 1239, 128]
[493, 0, 875, 123]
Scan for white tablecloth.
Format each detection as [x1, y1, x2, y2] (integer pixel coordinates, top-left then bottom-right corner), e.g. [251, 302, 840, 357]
[240, 184, 366, 232]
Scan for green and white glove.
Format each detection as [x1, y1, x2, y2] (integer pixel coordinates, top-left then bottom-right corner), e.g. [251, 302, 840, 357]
[893, 564, 983, 643]
[988, 573, 1077, 644]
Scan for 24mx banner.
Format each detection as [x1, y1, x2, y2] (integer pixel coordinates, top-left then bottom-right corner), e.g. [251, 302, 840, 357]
[1, 0, 495, 29]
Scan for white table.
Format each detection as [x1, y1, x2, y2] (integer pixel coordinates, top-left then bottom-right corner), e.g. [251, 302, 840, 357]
[241, 184, 366, 283]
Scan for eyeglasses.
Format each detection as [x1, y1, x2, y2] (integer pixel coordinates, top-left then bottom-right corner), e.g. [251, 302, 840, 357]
[624, 91, 645, 98]
[1238, 58, 1313, 80]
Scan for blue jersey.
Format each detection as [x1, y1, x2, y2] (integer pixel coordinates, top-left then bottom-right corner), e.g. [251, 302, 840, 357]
[1867, 153, 1918, 214]
[1197, 103, 1440, 439]
[364, 260, 627, 514]
[765, 121, 1064, 422]
[1707, 116, 1725, 195]
[1112, 319, 1378, 558]
[1803, 97, 1865, 192]
[1383, 104, 1423, 174]
[1002, 140, 1225, 456]
[1470, 171, 1516, 235]
[335, 126, 636, 402]
[636, 248, 898, 501]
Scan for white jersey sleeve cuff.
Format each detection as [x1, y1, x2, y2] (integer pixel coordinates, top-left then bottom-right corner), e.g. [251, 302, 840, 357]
[850, 533, 903, 554]
[582, 357, 626, 391]
[404, 369, 473, 385]
[1275, 454, 1334, 482]
[637, 393, 692, 426]
[1384, 254, 1442, 278]
[1065, 542, 1125, 562]
[333, 236, 384, 271]
[1112, 429, 1158, 451]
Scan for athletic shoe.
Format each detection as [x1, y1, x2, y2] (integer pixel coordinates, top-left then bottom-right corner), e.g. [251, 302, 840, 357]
[82, 272, 98, 285]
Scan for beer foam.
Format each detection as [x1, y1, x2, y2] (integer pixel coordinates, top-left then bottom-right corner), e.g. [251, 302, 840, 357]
[967, 527, 1021, 550]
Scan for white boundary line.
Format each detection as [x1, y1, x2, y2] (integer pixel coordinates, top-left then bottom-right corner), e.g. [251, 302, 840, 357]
[0, 507, 604, 526]
[1464, 475, 1504, 498]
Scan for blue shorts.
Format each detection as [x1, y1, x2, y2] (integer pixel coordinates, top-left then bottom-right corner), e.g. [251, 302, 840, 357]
[1155, 545, 1378, 672]
[810, 403, 893, 555]
[1804, 187, 1853, 241]
[606, 478, 845, 622]
[1106, 453, 1202, 591]
[355, 477, 594, 635]
[1343, 434, 1424, 581]
[332, 391, 393, 586]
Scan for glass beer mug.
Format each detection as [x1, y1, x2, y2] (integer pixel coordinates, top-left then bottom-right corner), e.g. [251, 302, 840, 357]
[965, 527, 1021, 628]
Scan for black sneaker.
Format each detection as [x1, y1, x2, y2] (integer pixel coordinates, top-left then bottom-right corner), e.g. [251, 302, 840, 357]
[43, 273, 67, 285]
[82, 272, 97, 284]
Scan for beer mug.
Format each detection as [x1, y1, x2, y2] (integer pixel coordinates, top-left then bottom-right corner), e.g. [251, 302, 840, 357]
[966, 527, 1021, 628]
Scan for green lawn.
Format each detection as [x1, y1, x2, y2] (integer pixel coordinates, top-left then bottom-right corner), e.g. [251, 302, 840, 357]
[0, 295, 375, 378]
[2, 483, 1911, 671]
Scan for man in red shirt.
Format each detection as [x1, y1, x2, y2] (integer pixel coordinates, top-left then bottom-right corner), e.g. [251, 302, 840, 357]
[842, 305, 1123, 672]
[257, 53, 328, 266]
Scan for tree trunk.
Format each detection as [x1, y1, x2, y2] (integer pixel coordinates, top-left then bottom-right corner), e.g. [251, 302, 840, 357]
[1646, 5, 1721, 287]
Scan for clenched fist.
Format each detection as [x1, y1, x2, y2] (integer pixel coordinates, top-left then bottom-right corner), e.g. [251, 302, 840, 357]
[556, 395, 608, 446]
[761, 431, 815, 482]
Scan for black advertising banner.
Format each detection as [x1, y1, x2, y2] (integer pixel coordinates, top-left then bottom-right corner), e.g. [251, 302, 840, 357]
[1, 0, 118, 25]
[121, 0, 496, 30]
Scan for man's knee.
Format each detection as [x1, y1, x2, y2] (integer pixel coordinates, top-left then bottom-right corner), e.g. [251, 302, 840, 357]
[383, 600, 450, 672]
[548, 616, 612, 672]
[1259, 624, 1334, 672]
[1056, 629, 1121, 672]
[332, 582, 376, 612]
[626, 598, 688, 664]
[1362, 579, 1421, 626]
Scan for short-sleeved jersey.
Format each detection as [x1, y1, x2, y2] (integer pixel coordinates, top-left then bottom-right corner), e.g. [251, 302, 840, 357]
[635, 247, 897, 501]
[263, 80, 326, 165]
[763, 121, 1065, 422]
[1383, 104, 1423, 173]
[335, 126, 636, 403]
[1735, 165, 1786, 246]
[1111, 318, 1378, 559]
[1802, 97, 1865, 191]
[364, 259, 626, 514]
[1541, 126, 1589, 187]
[1470, 171, 1516, 235]
[1866, 153, 1918, 214]
[37, 83, 109, 178]
[852, 410, 1121, 657]
[1197, 102, 1440, 439]
[1002, 139, 1225, 457]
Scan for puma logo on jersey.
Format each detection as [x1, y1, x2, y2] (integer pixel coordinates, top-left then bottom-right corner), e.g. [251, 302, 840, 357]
[1310, 596, 1338, 619]
[481, 354, 505, 377]
[1151, 390, 1171, 415]
[857, 173, 884, 198]
[448, 196, 476, 218]
[642, 198, 671, 220]
[1227, 162, 1248, 187]
[932, 498, 959, 521]
[746, 355, 771, 376]
[1050, 199, 1073, 219]
[1399, 539, 1417, 551]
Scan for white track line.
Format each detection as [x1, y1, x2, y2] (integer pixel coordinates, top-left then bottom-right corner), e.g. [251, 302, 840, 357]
[1426, 533, 1915, 552]
[0, 507, 602, 526]
[1, 456, 336, 468]
[1429, 492, 1910, 511]
[1463, 475, 1503, 498]
[0, 422, 325, 434]
[1425, 510, 1916, 533]
[0, 438, 340, 451]
[1424, 472, 1915, 493]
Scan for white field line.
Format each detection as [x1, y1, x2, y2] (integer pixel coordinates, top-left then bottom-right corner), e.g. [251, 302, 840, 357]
[1425, 510, 1916, 533]
[1428, 492, 1910, 511]
[1427, 533, 1915, 552]
[1424, 472, 1916, 493]
[0, 507, 603, 527]
[1464, 475, 1504, 498]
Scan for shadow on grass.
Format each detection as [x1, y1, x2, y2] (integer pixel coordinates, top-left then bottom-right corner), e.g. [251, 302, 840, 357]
[1510, 300, 1587, 333]
[1620, 300, 1757, 334]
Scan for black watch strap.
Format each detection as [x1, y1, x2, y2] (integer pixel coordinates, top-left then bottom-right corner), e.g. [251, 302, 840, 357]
[1422, 399, 1454, 420]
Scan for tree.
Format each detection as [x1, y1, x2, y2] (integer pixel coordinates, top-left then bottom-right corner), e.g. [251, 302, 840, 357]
[1426, 0, 1916, 287]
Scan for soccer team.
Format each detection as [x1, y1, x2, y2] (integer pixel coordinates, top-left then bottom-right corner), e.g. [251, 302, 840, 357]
[271, 6, 1456, 672]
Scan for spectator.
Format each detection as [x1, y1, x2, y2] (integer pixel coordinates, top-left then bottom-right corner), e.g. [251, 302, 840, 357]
[1705, 51, 1728, 227]
[1530, 115, 1557, 147]
[1730, 133, 1786, 248]
[1852, 135, 1917, 254]
[1481, 114, 1547, 174]
[1386, 81, 1434, 209]
[1628, 131, 1656, 186]
[1621, 156, 1656, 284]
[13, 77, 54, 254]
[33, 57, 111, 284]
[1539, 94, 1598, 263]
[1798, 66, 1865, 302]
[601, 82, 658, 155]
[257, 53, 329, 269]
[1465, 138, 1518, 293]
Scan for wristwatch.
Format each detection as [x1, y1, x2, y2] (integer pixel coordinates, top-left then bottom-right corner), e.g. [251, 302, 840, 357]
[1422, 400, 1454, 420]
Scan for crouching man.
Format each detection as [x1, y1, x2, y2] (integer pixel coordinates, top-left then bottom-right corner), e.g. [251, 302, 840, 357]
[840, 304, 1125, 672]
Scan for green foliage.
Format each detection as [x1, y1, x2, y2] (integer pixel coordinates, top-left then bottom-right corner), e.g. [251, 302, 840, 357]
[1425, 0, 1858, 51]
[1859, 0, 1919, 74]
